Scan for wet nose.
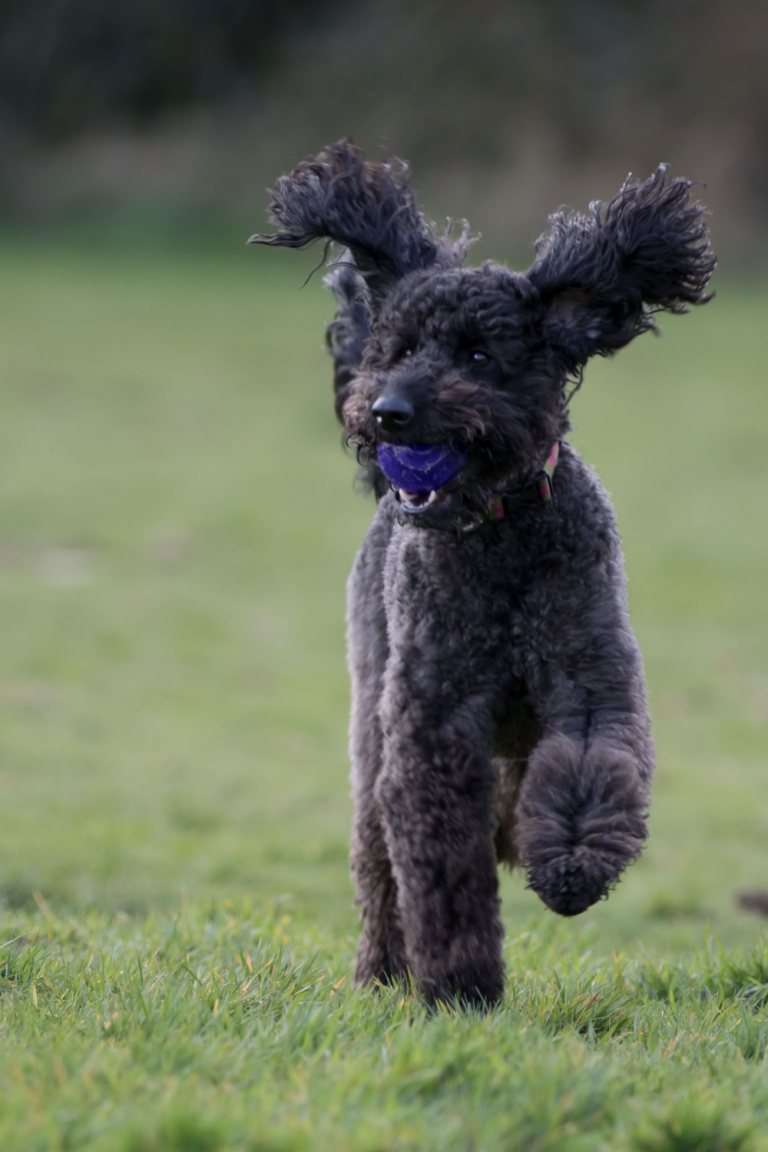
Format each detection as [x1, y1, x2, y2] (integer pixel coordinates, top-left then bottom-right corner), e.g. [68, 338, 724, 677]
[371, 395, 414, 431]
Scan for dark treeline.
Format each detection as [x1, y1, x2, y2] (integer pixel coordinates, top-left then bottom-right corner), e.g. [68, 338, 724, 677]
[0, 0, 766, 258]
[0, 0, 337, 138]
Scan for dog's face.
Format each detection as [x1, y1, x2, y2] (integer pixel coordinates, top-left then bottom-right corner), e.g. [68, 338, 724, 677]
[343, 264, 564, 526]
[252, 142, 714, 526]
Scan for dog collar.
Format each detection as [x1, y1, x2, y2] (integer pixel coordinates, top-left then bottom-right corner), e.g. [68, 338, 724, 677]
[483, 440, 559, 521]
[394, 441, 560, 535]
[457, 441, 560, 535]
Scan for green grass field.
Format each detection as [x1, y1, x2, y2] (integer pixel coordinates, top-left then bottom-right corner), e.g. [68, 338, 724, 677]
[0, 236, 767, 1149]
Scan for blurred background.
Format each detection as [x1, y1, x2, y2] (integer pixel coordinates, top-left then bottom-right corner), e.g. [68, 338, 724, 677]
[2, 0, 768, 259]
[0, 0, 766, 955]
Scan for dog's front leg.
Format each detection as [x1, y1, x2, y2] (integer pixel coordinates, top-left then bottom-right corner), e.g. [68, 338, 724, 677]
[348, 502, 408, 988]
[375, 673, 505, 1009]
[350, 705, 407, 988]
[517, 638, 654, 917]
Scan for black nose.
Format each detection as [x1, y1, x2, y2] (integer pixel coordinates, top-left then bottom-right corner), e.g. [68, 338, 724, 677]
[371, 395, 414, 431]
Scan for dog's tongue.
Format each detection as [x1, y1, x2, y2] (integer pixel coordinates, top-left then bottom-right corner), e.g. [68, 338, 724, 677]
[376, 443, 467, 495]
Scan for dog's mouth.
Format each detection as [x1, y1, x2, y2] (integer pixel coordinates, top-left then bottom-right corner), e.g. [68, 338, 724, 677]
[394, 485, 455, 513]
[375, 442, 468, 516]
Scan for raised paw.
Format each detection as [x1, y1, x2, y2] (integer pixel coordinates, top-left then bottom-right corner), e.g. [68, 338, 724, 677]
[516, 734, 649, 917]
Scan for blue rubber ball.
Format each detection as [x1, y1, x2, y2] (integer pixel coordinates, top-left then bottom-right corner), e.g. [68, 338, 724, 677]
[376, 443, 467, 494]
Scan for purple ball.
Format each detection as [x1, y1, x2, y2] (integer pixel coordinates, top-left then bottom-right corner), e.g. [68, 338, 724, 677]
[376, 442, 468, 494]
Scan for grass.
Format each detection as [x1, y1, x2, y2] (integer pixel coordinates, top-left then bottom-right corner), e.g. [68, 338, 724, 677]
[0, 233, 767, 1147]
[3, 903, 768, 1150]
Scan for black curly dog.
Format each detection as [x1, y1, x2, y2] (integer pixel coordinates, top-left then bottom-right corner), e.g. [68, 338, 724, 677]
[251, 142, 715, 1008]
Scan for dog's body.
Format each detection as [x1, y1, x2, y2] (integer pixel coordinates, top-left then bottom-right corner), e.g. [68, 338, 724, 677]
[252, 143, 714, 1007]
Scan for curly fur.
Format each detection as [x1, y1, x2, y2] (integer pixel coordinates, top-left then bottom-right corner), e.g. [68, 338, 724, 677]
[516, 734, 649, 916]
[251, 141, 715, 1008]
[250, 140, 468, 301]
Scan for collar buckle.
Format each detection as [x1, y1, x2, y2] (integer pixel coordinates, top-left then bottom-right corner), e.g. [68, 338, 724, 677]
[534, 469, 554, 503]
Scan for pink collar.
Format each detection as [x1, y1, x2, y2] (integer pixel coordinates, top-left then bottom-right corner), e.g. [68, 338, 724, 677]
[483, 441, 560, 525]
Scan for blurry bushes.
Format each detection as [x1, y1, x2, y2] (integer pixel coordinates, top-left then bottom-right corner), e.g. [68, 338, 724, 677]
[0, 0, 333, 139]
[3, 0, 768, 157]
[0, 0, 767, 256]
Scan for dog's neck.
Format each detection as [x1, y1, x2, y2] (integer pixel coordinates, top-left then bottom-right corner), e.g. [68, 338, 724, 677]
[482, 440, 560, 525]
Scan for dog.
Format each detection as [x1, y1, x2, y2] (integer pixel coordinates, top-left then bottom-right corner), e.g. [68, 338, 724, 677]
[250, 142, 715, 1007]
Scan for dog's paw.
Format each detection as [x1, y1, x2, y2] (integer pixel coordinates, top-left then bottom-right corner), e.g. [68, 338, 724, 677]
[525, 844, 625, 916]
[417, 961, 505, 1011]
[517, 734, 649, 917]
[354, 933, 408, 989]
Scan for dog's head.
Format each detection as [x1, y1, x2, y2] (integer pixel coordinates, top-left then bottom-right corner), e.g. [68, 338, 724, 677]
[252, 142, 715, 528]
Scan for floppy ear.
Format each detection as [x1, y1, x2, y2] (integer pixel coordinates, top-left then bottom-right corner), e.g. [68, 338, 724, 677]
[526, 167, 716, 370]
[324, 259, 371, 423]
[249, 140, 453, 303]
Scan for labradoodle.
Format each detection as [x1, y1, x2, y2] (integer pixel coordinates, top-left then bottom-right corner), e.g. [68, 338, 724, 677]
[250, 142, 715, 1007]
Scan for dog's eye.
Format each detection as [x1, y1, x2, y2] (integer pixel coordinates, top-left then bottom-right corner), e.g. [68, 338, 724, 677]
[470, 350, 491, 367]
[402, 348, 414, 359]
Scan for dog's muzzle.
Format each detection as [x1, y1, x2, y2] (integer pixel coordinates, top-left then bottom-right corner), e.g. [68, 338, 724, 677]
[376, 442, 468, 514]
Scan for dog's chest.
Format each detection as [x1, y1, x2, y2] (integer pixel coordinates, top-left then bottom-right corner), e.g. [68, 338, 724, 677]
[381, 523, 542, 669]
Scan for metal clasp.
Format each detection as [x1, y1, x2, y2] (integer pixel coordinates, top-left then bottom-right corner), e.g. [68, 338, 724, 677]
[534, 470, 554, 503]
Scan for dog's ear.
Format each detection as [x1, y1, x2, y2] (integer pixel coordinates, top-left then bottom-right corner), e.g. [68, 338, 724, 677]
[526, 167, 716, 370]
[249, 141, 451, 304]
